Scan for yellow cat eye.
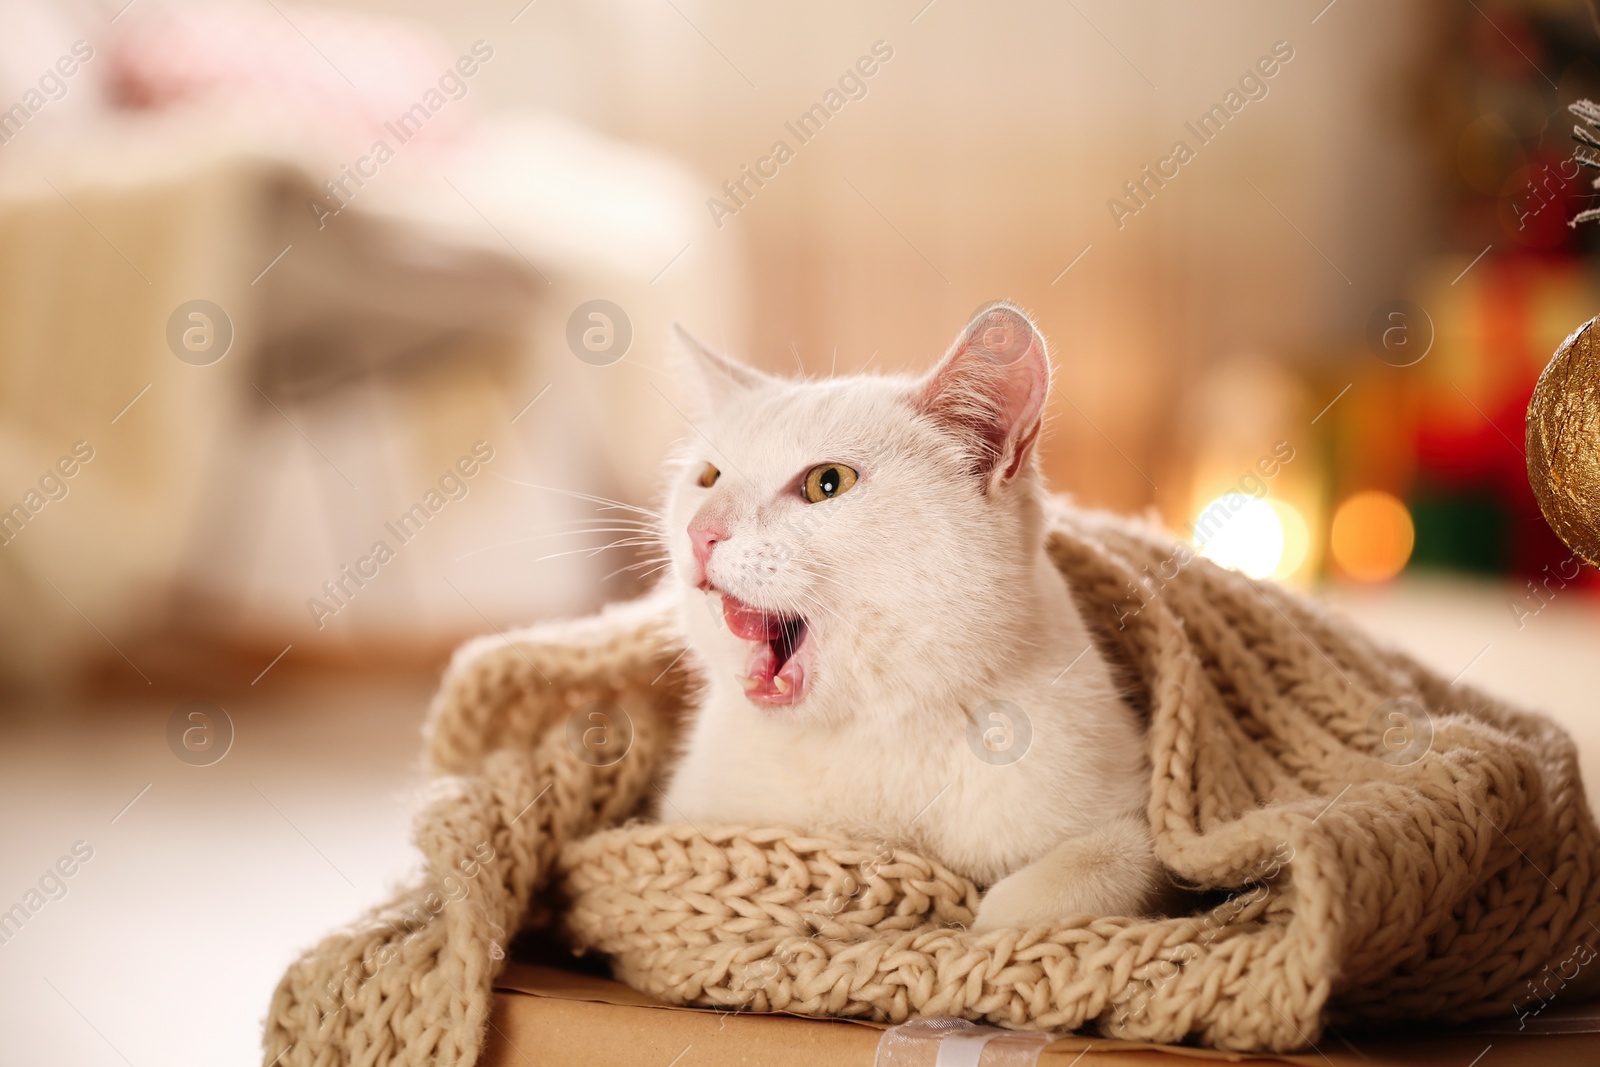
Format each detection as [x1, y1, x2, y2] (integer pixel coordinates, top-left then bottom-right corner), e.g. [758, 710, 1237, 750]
[802, 463, 858, 503]
[698, 463, 720, 488]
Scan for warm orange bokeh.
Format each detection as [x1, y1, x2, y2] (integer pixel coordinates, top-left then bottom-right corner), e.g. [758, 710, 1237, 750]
[1329, 491, 1416, 583]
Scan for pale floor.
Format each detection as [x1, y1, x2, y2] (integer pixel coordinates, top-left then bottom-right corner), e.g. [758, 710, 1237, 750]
[1, 576, 1596, 1067]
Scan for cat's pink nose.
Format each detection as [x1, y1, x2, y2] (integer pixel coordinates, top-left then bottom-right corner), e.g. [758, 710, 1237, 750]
[689, 524, 725, 574]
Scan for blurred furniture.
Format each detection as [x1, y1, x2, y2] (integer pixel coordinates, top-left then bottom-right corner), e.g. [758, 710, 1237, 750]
[0, 101, 739, 688]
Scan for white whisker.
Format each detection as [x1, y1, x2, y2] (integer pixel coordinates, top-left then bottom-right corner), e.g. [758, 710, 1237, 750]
[530, 537, 657, 565]
[493, 476, 661, 519]
[602, 557, 673, 583]
[531, 527, 663, 538]
[455, 528, 663, 561]
[545, 517, 660, 530]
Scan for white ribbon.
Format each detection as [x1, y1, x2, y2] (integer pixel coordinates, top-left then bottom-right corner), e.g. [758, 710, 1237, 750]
[874, 1017, 1059, 1067]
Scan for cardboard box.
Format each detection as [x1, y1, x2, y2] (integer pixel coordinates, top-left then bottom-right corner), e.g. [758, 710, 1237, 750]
[482, 962, 1600, 1067]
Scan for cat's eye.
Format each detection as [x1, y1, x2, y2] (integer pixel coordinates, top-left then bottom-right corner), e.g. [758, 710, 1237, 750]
[697, 463, 720, 488]
[801, 463, 857, 503]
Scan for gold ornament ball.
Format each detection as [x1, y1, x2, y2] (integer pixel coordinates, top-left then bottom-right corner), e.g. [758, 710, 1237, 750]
[1527, 318, 1600, 570]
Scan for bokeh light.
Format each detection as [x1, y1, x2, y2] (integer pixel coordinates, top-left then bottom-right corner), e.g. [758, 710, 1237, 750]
[1268, 499, 1311, 581]
[1329, 491, 1415, 582]
[1196, 494, 1284, 579]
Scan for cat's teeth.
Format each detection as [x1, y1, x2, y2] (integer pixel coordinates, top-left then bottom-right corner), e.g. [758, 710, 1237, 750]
[773, 675, 790, 694]
[736, 674, 762, 691]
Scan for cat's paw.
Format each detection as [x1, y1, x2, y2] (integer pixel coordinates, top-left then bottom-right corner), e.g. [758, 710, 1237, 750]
[969, 819, 1163, 933]
[971, 864, 1125, 932]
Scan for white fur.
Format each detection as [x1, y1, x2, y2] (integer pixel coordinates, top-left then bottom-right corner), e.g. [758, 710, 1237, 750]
[656, 305, 1164, 927]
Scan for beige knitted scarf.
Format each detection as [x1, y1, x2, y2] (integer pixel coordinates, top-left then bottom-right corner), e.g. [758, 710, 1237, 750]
[262, 500, 1600, 1064]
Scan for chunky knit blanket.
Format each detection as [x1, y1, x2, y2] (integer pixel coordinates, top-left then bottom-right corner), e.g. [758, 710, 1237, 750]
[262, 501, 1600, 1065]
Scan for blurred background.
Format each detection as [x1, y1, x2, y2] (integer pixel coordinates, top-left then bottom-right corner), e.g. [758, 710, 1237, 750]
[3, 0, 1600, 1064]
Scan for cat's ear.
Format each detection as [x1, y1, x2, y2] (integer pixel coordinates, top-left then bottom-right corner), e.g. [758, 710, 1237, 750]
[671, 324, 774, 412]
[915, 302, 1051, 487]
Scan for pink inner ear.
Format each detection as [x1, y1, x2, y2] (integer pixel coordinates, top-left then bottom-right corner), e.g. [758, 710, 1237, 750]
[918, 305, 1050, 481]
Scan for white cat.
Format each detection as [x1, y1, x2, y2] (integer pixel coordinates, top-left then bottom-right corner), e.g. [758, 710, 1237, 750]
[657, 302, 1165, 930]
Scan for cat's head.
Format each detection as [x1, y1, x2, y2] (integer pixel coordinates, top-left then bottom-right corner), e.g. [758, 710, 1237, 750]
[664, 302, 1054, 722]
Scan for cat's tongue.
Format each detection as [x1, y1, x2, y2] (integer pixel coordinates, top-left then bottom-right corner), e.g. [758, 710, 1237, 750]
[739, 640, 806, 705]
[721, 596, 789, 640]
[718, 594, 808, 705]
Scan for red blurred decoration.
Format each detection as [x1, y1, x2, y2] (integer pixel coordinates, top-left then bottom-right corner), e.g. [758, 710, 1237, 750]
[105, 3, 472, 150]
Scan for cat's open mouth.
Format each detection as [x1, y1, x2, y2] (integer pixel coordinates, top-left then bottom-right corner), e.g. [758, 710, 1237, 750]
[715, 592, 809, 705]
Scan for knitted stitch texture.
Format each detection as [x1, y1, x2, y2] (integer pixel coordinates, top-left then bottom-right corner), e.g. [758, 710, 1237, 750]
[261, 501, 1600, 1064]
